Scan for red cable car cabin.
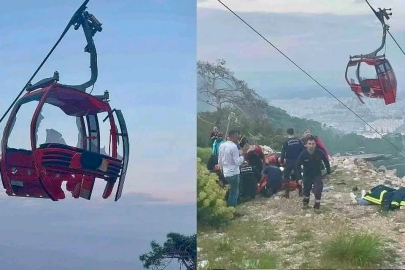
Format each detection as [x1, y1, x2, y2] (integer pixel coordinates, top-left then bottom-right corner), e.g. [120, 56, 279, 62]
[0, 82, 129, 201]
[345, 6, 397, 105]
[345, 57, 397, 105]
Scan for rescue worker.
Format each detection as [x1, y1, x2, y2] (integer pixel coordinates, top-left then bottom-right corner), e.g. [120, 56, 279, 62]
[390, 187, 405, 210]
[302, 130, 330, 159]
[253, 145, 266, 168]
[302, 129, 330, 173]
[363, 184, 405, 211]
[245, 145, 264, 176]
[280, 128, 305, 198]
[260, 156, 283, 197]
[240, 160, 261, 201]
[296, 135, 331, 212]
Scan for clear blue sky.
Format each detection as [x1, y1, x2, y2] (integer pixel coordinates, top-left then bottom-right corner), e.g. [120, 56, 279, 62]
[0, 1, 196, 269]
[0, 0, 196, 203]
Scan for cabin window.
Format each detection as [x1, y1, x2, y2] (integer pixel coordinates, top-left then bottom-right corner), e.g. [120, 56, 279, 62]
[377, 63, 386, 74]
[384, 62, 392, 72]
[6, 101, 39, 150]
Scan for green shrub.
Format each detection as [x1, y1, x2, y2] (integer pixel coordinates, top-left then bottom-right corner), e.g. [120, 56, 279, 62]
[322, 232, 392, 267]
[197, 158, 234, 226]
[197, 147, 212, 164]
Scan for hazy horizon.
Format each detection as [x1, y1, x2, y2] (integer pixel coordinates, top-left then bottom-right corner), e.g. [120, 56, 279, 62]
[0, 0, 196, 269]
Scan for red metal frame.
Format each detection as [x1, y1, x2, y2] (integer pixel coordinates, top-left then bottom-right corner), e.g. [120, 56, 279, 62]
[0, 83, 126, 201]
[345, 58, 397, 105]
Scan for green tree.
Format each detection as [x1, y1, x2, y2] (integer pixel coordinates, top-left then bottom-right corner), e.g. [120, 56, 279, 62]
[196, 59, 405, 176]
[197, 157, 235, 226]
[139, 233, 196, 270]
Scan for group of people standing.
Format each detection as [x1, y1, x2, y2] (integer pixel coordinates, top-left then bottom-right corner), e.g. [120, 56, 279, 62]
[280, 129, 331, 211]
[208, 126, 332, 212]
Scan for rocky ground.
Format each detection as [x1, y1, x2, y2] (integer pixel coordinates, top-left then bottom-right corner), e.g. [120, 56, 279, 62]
[198, 157, 405, 269]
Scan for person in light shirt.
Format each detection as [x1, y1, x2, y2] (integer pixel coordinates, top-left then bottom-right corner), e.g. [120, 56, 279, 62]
[218, 129, 249, 207]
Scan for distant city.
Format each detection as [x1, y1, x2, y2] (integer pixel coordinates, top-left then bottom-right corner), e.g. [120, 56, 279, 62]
[268, 96, 405, 138]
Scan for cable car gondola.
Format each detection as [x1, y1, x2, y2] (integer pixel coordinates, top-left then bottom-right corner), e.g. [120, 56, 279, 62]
[0, 0, 129, 202]
[345, 5, 397, 105]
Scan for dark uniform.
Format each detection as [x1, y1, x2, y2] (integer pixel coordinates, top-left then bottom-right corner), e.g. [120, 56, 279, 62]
[262, 164, 283, 197]
[238, 135, 248, 149]
[280, 137, 305, 198]
[363, 184, 405, 211]
[240, 164, 261, 201]
[296, 148, 331, 210]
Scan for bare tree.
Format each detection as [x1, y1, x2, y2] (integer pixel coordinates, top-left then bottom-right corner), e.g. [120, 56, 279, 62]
[197, 59, 268, 126]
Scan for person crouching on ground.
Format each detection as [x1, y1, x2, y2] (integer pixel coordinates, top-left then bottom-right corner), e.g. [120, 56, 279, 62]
[260, 156, 283, 197]
[296, 135, 331, 212]
[280, 128, 305, 198]
[218, 130, 249, 207]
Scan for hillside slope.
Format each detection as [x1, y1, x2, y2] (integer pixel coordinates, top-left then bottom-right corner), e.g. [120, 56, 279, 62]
[198, 157, 405, 269]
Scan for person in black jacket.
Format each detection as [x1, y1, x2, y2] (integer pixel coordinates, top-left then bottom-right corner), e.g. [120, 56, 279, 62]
[237, 131, 249, 150]
[296, 135, 331, 212]
[280, 128, 305, 198]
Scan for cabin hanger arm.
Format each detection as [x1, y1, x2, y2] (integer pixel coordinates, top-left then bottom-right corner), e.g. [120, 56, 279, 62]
[350, 5, 392, 59]
[62, 9, 103, 91]
[25, 0, 102, 93]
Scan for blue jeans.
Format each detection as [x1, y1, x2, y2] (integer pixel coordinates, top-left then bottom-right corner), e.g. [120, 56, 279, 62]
[225, 174, 240, 207]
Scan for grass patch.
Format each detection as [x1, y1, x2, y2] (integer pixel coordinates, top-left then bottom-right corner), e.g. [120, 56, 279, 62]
[321, 231, 397, 268]
[295, 225, 313, 242]
[198, 219, 279, 269]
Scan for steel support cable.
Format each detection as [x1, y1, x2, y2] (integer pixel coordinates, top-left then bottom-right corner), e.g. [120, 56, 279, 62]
[364, 0, 405, 56]
[0, 0, 89, 123]
[217, 0, 405, 157]
[0, 26, 72, 123]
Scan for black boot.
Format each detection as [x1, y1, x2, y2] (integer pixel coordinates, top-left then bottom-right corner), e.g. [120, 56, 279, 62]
[302, 197, 309, 209]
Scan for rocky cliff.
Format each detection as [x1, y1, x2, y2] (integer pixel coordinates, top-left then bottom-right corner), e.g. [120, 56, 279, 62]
[198, 156, 405, 269]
